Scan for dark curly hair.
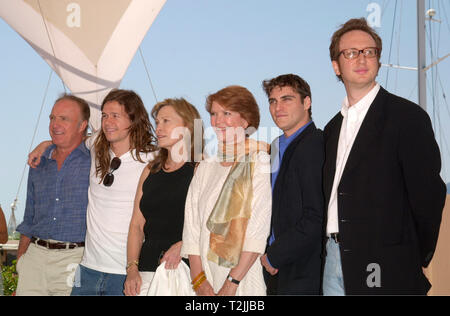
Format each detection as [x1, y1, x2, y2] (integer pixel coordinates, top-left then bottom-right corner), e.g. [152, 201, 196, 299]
[262, 74, 312, 118]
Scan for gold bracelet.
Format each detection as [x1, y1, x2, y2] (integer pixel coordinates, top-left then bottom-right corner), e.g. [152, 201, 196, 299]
[126, 260, 139, 271]
[191, 271, 205, 285]
[192, 275, 207, 291]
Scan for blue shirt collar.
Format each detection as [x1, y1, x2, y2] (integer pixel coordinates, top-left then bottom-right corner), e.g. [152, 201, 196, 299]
[44, 141, 90, 160]
[279, 120, 313, 146]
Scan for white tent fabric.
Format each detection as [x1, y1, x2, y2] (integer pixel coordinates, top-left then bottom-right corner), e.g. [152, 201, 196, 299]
[0, 0, 166, 130]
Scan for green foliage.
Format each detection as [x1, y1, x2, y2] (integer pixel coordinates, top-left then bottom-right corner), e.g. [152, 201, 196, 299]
[1, 260, 18, 296]
[8, 233, 20, 241]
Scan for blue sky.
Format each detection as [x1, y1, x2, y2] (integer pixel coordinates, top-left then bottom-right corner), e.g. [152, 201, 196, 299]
[1, 0, 449, 223]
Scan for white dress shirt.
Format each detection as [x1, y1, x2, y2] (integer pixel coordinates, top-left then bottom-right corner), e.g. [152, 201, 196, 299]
[326, 83, 381, 235]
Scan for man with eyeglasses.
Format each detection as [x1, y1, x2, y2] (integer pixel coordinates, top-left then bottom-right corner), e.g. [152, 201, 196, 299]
[322, 18, 446, 295]
[16, 95, 90, 295]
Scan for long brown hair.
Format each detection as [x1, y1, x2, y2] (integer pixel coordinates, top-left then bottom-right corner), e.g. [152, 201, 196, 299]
[94, 89, 157, 181]
[148, 98, 204, 175]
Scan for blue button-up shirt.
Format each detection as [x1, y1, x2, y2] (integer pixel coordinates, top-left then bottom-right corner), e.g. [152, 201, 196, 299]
[271, 121, 313, 192]
[269, 120, 313, 247]
[17, 142, 90, 242]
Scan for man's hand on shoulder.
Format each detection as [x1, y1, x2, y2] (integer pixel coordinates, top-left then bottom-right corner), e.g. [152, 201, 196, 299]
[28, 140, 53, 168]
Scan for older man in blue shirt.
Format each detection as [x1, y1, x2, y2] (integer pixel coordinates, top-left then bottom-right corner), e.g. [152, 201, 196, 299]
[16, 95, 91, 296]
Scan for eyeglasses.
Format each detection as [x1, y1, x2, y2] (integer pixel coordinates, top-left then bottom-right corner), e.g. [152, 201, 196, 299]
[103, 157, 121, 187]
[338, 47, 379, 60]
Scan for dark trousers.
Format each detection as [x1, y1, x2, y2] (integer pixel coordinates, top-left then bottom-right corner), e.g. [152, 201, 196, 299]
[263, 269, 279, 295]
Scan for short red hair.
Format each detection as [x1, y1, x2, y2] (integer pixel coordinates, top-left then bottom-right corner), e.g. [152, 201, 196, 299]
[206, 85, 260, 133]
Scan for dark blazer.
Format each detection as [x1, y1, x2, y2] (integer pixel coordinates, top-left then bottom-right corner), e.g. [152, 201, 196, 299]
[322, 87, 446, 295]
[266, 122, 325, 295]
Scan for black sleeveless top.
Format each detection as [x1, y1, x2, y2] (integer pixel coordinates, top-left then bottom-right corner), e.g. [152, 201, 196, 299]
[138, 163, 194, 272]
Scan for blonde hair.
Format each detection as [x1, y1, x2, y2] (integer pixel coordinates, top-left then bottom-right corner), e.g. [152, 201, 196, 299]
[148, 98, 204, 174]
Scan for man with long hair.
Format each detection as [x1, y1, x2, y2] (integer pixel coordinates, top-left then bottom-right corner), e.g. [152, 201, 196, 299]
[72, 89, 157, 296]
[29, 89, 157, 296]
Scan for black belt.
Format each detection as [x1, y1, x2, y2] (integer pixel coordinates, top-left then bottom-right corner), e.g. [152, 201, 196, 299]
[31, 237, 85, 250]
[329, 233, 340, 244]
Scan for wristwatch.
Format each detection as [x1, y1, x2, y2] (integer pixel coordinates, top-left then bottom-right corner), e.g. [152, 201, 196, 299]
[227, 274, 240, 285]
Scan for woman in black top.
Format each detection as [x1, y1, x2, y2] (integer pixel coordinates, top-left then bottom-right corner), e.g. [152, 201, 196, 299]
[124, 98, 203, 296]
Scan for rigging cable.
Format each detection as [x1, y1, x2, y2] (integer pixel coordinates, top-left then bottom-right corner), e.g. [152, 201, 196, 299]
[428, 1, 450, 178]
[393, 0, 404, 92]
[11, 70, 54, 218]
[436, 68, 450, 177]
[139, 46, 158, 103]
[426, 1, 440, 141]
[385, 0, 399, 89]
[436, 0, 450, 177]
[441, 0, 450, 34]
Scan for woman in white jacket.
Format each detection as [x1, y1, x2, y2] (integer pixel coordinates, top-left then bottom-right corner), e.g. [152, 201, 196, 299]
[181, 86, 272, 296]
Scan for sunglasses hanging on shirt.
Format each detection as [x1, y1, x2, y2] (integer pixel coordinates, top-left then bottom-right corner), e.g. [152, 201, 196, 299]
[103, 157, 121, 187]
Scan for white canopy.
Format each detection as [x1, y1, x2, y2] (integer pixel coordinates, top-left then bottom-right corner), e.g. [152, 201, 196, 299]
[0, 0, 166, 130]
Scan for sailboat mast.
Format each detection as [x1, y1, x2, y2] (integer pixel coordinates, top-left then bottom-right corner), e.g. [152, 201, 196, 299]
[417, 0, 427, 111]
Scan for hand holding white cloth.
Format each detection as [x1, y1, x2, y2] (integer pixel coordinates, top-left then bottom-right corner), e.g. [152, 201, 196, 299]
[146, 261, 195, 296]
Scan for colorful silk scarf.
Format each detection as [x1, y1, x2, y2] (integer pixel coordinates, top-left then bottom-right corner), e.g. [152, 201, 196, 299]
[206, 138, 269, 268]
